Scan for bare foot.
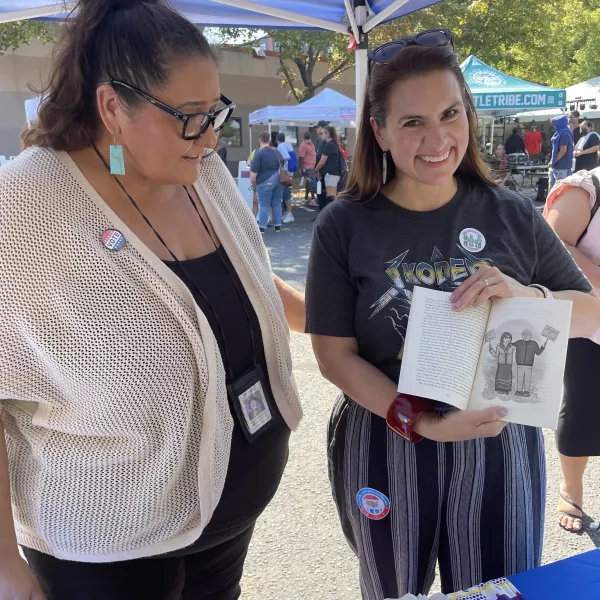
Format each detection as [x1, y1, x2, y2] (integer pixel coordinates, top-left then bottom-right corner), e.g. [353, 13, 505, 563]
[557, 484, 583, 532]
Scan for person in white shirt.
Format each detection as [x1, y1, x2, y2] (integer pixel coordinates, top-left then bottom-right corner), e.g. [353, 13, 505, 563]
[0, 0, 304, 598]
[276, 131, 296, 224]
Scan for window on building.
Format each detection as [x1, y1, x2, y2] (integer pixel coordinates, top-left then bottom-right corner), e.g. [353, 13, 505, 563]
[279, 126, 298, 145]
[220, 118, 242, 147]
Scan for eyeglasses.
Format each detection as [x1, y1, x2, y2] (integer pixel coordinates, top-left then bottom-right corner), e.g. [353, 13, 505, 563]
[101, 79, 236, 141]
[368, 29, 454, 72]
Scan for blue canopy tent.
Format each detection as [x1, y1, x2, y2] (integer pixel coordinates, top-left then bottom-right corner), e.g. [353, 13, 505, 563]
[461, 55, 566, 153]
[0, 0, 445, 126]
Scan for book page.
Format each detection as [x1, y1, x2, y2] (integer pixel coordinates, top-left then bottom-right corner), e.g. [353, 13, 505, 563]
[468, 297, 572, 429]
[398, 287, 491, 409]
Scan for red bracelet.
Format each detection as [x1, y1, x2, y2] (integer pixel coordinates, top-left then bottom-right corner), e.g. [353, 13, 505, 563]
[386, 394, 431, 443]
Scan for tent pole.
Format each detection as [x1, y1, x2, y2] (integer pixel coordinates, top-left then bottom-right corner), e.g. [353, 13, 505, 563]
[0, 3, 76, 23]
[353, 0, 369, 131]
[248, 124, 252, 153]
[208, 0, 348, 33]
[482, 117, 487, 152]
[268, 121, 272, 135]
[490, 117, 495, 155]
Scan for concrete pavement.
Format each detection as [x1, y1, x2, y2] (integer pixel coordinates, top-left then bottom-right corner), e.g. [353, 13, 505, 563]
[241, 202, 600, 599]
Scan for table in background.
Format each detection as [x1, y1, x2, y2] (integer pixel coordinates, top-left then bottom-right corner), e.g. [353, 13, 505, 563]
[510, 164, 548, 191]
[508, 548, 600, 599]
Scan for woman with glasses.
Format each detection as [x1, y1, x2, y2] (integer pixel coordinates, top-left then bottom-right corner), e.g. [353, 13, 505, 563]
[0, 1, 304, 598]
[306, 30, 600, 598]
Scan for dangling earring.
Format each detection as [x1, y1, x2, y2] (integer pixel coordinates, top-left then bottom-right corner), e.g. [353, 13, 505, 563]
[382, 151, 388, 185]
[110, 133, 126, 175]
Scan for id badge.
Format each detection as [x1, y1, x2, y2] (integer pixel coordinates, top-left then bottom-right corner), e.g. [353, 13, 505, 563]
[227, 365, 275, 443]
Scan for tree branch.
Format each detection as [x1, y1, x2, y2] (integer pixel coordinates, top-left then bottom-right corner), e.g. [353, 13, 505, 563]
[314, 59, 351, 88]
[279, 59, 302, 103]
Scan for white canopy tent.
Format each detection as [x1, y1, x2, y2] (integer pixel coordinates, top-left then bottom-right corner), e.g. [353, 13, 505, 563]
[516, 75, 600, 122]
[248, 88, 356, 149]
[1, 0, 445, 128]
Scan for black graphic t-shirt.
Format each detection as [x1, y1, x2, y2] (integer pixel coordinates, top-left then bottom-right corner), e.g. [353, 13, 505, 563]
[305, 178, 592, 396]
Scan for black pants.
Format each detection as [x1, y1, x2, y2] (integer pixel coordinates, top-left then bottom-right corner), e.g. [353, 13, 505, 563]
[317, 180, 328, 211]
[22, 523, 255, 600]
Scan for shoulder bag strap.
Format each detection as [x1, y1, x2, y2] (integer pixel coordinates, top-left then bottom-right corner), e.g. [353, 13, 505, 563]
[576, 173, 600, 245]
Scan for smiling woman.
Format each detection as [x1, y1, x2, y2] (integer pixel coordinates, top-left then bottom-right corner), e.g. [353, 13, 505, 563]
[0, 0, 304, 599]
[306, 29, 600, 600]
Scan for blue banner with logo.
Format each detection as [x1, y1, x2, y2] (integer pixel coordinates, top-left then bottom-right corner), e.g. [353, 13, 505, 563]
[461, 56, 566, 116]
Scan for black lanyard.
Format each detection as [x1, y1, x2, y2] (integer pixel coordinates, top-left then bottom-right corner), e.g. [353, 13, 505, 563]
[92, 144, 260, 384]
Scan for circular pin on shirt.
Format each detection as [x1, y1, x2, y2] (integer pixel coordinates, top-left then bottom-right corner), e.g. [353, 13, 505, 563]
[357, 487, 390, 520]
[101, 229, 126, 251]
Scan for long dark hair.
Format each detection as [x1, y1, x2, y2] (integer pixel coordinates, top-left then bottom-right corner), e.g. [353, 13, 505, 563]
[344, 43, 497, 202]
[22, 0, 215, 151]
[324, 126, 343, 155]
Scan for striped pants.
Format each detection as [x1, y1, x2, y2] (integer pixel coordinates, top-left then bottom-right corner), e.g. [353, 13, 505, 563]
[328, 397, 546, 599]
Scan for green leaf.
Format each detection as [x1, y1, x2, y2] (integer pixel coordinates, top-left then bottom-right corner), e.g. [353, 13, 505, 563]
[0, 21, 55, 53]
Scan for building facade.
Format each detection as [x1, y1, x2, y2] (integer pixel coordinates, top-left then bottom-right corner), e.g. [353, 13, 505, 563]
[0, 39, 356, 172]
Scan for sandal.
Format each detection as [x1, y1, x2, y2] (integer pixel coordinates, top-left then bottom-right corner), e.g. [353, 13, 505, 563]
[557, 492, 584, 533]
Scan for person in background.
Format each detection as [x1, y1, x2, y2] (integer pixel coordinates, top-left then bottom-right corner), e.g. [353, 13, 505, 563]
[315, 120, 329, 212]
[0, 0, 305, 598]
[299, 131, 317, 207]
[314, 126, 342, 208]
[569, 109, 582, 145]
[306, 30, 600, 599]
[545, 168, 600, 534]
[524, 125, 543, 161]
[549, 114, 574, 187]
[574, 120, 600, 171]
[250, 131, 284, 233]
[275, 131, 295, 224]
[339, 135, 349, 161]
[493, 143, 510, 184]
[504, 127, 525, 155]
[246, 148, 258, 217]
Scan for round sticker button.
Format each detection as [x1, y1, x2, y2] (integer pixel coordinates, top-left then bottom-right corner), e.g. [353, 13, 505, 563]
[357, 487, 390, 520]
[101, 229, 126, 251]
[459, 227, 486, 253]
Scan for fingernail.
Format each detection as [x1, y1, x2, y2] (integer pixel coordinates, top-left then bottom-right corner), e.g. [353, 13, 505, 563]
[498, 408, 508, 417]
[451, 300, 463, 309]
[449, 293, 456, 302]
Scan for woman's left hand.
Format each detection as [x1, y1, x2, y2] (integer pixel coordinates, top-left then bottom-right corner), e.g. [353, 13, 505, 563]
[450, 265, 539, 311]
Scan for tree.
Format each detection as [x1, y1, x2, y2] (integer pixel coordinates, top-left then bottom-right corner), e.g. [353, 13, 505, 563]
[371, 0, 600, 89]
[0, 21, 55, 54]
[216, 28, 354, 102]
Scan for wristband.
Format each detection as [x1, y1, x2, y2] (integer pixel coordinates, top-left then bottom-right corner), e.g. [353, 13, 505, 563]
[529, 284, 554, 299]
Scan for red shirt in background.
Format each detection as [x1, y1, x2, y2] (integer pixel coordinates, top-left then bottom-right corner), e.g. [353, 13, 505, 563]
[299, 140, 317, 170]
[524, 130, 543, 155]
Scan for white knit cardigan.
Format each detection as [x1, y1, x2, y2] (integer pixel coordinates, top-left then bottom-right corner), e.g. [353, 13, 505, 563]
[0, 147, 302, 562]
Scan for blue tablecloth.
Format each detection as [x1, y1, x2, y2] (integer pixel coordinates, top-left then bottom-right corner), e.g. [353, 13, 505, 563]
[508, 549, 600, 599]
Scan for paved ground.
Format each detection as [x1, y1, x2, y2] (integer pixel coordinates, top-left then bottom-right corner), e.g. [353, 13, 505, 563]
[241, 198, 600, 600]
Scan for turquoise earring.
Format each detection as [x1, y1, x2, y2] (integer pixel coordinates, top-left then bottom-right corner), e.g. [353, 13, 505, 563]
[109, 134, 125, 175]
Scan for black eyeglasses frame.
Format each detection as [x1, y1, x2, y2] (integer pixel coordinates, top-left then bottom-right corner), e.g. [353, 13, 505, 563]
[100, 79, 236, 141]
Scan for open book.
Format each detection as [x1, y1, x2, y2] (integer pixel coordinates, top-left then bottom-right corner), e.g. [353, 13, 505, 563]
[398, 286, 573, 429]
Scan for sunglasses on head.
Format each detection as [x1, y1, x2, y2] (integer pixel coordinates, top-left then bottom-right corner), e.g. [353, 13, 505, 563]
[368, 29, 454, 72]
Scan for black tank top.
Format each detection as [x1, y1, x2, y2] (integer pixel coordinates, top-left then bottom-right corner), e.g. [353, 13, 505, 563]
[164, 247, 290, 553]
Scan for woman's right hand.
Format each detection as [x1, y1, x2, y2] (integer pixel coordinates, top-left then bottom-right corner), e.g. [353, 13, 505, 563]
[0, 553, 46, 600]
[415, 406, 508, 443]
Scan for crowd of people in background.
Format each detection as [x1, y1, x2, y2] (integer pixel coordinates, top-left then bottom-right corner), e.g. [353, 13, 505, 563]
[245, 120, 349, 231]
[486, 110, 600, 191]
